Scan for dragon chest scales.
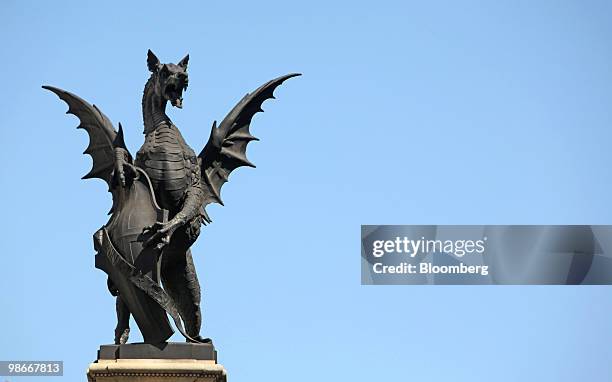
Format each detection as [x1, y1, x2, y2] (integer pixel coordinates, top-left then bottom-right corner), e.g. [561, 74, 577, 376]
[135, 123, 197, 209]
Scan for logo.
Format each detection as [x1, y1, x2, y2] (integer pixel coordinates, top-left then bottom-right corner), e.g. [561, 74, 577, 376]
[371, 236, 487, 258]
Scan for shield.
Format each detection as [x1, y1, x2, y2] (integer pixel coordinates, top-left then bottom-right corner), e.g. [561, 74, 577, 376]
[94, 167, 174, 343]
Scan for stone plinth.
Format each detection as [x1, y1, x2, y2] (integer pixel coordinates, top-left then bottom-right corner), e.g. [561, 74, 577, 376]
[87, 359, 226, 382]
[87, 343, 225, 382]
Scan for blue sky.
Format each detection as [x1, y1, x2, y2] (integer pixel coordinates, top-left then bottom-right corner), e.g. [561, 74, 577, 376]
[2, 0, 612, 381]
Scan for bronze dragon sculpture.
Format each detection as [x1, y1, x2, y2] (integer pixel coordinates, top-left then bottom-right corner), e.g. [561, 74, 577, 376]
[43, 50, 299, 345]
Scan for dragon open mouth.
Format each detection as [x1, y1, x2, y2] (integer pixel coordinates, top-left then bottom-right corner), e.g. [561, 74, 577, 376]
[164, 83, 183, 108]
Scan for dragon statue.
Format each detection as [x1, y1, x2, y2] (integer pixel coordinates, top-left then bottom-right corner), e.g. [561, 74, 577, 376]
[43, 50, 299, 345]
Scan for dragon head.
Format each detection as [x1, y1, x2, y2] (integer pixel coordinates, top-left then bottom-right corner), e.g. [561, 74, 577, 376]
[147, 49, 189, 108]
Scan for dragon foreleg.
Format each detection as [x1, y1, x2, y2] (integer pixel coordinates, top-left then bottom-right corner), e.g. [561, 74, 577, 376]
[144, 161, 207, 248]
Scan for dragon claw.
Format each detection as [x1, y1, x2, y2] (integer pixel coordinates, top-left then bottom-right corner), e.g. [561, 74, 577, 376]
[143, 220, 180, 249]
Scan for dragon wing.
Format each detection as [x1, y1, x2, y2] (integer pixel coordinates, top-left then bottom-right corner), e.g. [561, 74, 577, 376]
[43, 86, 128, 190]
[198, 73, 300, 220]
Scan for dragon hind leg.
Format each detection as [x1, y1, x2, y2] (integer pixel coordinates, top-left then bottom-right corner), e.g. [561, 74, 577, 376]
[161, 248, 203, 341]
[114, 296, 131, 344]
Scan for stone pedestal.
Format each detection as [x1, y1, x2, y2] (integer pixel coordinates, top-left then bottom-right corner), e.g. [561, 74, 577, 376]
[87, 343, 226, 382]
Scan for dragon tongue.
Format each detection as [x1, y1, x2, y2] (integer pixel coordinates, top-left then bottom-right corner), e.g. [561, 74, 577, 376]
[172, 97, 183, 108]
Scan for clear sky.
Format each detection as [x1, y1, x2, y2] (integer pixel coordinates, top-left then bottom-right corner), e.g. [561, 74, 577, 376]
[2, 0, 612, 381]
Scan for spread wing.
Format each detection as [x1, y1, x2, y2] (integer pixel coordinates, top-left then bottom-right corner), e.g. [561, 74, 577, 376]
[43, 86, 126, 190]
[198, 73, 300, 220]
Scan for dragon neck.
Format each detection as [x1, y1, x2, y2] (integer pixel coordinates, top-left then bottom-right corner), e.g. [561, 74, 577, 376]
[142, 75, 170, 134]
